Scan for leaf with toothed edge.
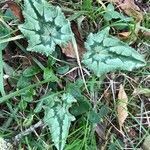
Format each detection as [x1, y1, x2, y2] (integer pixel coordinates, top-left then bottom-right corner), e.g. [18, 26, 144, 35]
[43, 93, 76, 150]
[82, 27, 146, 77]
[18, 0, 73, 56]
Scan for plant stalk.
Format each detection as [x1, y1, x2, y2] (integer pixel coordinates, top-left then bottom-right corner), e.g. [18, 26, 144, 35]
[0, 50, 5, 96]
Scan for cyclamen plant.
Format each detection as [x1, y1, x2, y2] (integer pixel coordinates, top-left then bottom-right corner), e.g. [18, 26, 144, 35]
[18, 0, 146, 149]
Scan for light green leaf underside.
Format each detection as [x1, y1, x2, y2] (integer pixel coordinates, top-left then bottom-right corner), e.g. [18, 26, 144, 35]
[0, 23, 10, 51]
[82, 27, 146, 76]
[18, 0, 73, 56]
[44, 93, 76, 150]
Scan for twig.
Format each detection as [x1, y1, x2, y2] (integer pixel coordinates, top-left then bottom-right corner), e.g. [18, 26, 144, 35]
[0, 50, 5, 96]
[72, 36, 90, 95]
[13, 120, 44, 144]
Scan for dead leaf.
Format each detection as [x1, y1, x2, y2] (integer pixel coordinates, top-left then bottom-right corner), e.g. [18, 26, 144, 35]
[118, 31, 131, 39]
[62, 42, 76, 58]
[62, 21, 85, 58]
[7, 1, 24, 22]
[117, 84, 128, 133]
[95, 123, 106, 141]
[142, 31, 150, 38]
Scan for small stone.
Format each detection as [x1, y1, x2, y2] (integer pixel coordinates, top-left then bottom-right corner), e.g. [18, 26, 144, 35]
[0, 137, 13, 150]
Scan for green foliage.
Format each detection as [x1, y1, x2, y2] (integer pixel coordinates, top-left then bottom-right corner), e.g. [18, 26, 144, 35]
[43, 67, 58, 81]
[43, 93, 76, 150]
[88, 105, 110, 123]
[0, 23, 10, 51]
[82, 0, 92, 11]
[56, 65, 70, 75]
[82, 27, 146, 76]
[108, 135, 124, 150]
[23, 66, 40, 77]
[103, 4, 132, 22]
[66, 81, 91, 116]
[18, 0, 73, 56]
[0, 1, 149, 149]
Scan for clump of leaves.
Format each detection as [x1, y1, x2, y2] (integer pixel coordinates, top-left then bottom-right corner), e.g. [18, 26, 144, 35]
[18, 0, 73, 56]
[16, 1, 147, 150]
[82, 27, 146, 76]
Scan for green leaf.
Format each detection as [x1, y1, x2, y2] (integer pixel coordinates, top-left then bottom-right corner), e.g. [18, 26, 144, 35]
[23, 114, 34, 127]
[19, 99, 27, 110]
[0, 23, 10, 51]
[88, 110, 100, 123]
[21, 88, 35, 102]
[82, 0, 92, 11]
[23, 66, 40, 77]
[17, 75, 31, 88]
[98, 105, 110, 121]
[18, 0, 73, 56]
[88, 105, 110, 123]
[82, 27, 146, 76]
[103, 4, 132, 22]
[43, 67, 58, 81]
[70, 96, 91, 116]
[56, 65, 70, 75]
[44, 93, 76, 150]
[34, 99, 44, 113]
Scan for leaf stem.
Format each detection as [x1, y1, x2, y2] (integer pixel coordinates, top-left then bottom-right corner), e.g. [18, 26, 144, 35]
[0, 35, 24, 44]
[0, 50, 5, 96]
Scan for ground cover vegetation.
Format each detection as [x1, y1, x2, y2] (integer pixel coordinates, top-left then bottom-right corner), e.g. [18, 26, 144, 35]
[0, 0, 149, 149]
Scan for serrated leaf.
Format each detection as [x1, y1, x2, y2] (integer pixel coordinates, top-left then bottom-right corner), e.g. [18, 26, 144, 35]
[44, 93, 76, 150]
[82, 27, 146, 76]
[18, 0, 73, 56]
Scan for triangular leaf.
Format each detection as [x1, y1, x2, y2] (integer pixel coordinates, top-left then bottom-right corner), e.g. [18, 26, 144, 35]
[44, 93, 76, 150]
[82, 27, 146, 76]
